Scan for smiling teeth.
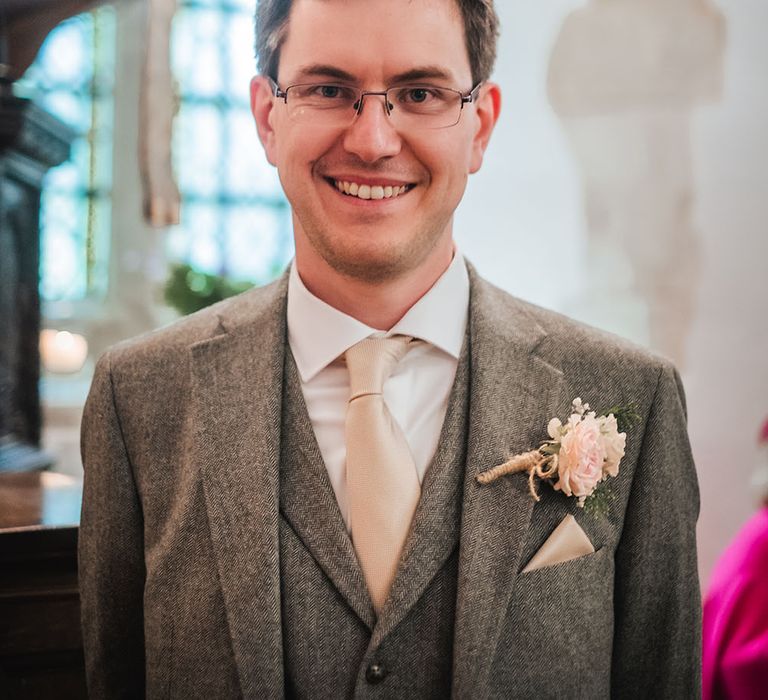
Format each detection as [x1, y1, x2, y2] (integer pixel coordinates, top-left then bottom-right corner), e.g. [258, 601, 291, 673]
[335, 180, 408, 200]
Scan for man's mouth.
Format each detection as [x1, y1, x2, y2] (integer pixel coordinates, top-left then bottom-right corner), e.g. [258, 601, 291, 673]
[328, 178, 414, 201]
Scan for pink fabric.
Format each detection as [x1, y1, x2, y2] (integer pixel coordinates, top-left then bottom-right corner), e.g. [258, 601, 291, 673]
[703, 507, 768, 699]
[759, 419, 768, 445]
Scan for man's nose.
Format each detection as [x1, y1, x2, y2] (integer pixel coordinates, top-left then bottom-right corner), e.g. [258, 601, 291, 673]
[342, 94, 402, 163]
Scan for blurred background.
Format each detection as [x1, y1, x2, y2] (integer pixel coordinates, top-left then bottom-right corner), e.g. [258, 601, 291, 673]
[0, 0, 766, 650]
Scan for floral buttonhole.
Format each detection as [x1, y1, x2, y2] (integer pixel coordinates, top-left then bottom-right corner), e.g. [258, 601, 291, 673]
[477, 398, 640, 516]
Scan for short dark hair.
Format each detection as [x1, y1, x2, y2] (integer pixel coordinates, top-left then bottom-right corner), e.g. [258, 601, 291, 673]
[255, 0, 500, 86]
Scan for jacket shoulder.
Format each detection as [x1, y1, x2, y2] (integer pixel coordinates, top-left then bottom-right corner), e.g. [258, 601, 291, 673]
[470, 273, 684, 418]
[478, 276, 672, 373]
[101, 273, 287, 371]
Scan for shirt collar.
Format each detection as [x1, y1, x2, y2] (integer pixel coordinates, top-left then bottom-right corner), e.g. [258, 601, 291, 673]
[287, 252, 469, 382]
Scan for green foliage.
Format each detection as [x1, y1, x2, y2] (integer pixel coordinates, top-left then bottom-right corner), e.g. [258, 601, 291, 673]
[540, 442, 560, 456]
[601, 403, 642, 433]
[164, 263, 255, 316]
[583, 482, 616, 518]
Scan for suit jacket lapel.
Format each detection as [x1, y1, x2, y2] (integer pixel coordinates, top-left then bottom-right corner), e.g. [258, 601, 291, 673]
[280, 350, 376, 629]
[190, 275, 287, 700]
[452, 268, 565, 700]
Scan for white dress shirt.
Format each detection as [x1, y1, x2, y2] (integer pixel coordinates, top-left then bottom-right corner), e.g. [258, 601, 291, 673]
[286, 253, 470, 531]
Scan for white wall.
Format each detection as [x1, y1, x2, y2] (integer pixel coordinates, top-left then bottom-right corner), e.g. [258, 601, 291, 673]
[457, 0, 768, 588]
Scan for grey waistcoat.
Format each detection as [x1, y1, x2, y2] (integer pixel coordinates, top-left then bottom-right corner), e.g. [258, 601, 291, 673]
[279, 339, 470, 699]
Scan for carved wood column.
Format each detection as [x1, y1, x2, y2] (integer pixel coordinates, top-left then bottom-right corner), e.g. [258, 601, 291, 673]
[0, 90, 75, 471]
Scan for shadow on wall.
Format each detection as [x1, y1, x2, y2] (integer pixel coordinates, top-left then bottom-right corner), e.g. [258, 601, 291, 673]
[548, 0, 726, 368]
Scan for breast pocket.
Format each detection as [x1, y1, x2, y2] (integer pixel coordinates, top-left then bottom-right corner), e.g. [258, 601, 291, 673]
[508, 544, 614, 643]
[519, 545, 610, 580]
[492, 546, 615, 697]
[515, 545, 613, 600]
[510, 546, 615, 648]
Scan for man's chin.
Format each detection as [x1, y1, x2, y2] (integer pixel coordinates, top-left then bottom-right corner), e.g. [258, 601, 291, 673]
[296, 211, 453, 285]
[320, 247, 415, 285]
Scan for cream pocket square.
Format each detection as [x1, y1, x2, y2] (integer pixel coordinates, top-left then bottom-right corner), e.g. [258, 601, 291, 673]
[522, 514, 595, 573]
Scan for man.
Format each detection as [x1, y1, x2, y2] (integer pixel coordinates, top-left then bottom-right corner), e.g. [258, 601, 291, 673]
[79, 0, 701, 697]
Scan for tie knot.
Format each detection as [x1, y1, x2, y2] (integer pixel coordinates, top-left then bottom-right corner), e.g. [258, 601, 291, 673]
[345, 335, 412, 399]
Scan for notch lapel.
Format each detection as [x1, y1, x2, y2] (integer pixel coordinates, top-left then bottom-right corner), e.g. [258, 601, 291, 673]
[190, 276, 287, 700]
[452, 270, 565, 700]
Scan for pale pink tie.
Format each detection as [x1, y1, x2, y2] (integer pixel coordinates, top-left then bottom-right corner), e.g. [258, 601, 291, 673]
[345, 335, 420, 614]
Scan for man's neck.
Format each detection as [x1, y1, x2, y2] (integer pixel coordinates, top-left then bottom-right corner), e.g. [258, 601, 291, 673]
[294, 244, 455, 331]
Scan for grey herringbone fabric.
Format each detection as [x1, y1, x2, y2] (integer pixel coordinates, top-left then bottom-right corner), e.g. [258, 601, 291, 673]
[79, 273, 289, 699]
[79, 261, 701, 699]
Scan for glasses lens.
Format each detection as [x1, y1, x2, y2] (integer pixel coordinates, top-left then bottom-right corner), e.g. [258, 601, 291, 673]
[285, 83, 358, 126]
[388, 86, 461, 128]
[289, 84, 358, 109]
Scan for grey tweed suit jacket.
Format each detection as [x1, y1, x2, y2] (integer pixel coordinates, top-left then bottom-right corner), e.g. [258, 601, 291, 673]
[79, 263, 701, 699]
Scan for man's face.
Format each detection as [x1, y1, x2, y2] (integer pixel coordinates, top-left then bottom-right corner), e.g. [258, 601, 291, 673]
[252, 0, 499, 284]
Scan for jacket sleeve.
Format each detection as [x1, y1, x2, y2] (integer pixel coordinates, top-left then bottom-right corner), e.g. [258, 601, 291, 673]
[79, 350, 147, 698]
[611, 362, 702, 699]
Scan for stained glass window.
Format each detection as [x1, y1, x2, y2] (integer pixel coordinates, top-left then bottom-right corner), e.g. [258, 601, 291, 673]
[168, 0, 293, 284]
[18, 1, 290, 304]
[15, 8, 115, 302]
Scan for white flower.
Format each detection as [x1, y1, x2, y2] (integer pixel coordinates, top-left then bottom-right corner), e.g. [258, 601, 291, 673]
[571, 397, 590, 416]
[598, 413, 626, 478]
[547, 417, 564, 440]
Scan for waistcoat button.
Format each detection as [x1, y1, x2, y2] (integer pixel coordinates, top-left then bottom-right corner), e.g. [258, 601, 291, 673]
[366, 662, 388, 684]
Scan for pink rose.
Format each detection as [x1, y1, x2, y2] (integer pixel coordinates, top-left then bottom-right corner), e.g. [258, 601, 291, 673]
[555, 413, 604, 499]
[599, 414, 626, 477]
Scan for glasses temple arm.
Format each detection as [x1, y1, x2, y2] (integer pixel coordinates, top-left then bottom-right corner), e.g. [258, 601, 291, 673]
[268, 77, 288, 100]
[461, 82, 484, 106]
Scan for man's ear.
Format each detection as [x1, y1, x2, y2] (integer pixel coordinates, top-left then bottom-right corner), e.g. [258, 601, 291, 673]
[469, 82, 502, 174]
[251, 76, 279, 166]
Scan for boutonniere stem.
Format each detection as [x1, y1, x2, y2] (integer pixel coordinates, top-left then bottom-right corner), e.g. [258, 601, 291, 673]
[476, 449, 557, 501]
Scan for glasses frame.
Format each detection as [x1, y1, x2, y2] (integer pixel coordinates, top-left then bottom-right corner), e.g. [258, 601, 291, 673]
[269, 78, 484, 129]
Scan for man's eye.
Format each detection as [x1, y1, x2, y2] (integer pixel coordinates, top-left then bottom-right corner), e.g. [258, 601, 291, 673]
[397, 87, 450, 105]
[404, 88, 432, 104]
[315, 85, 345, 99]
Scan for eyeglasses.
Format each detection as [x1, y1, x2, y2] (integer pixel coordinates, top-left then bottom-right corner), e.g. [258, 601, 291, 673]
[270, 79, 482, 130]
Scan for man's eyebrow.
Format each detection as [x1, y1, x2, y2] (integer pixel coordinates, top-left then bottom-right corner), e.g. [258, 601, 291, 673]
[290, 64, 358, 82]
[287, 64, 456, 85]
[388, 66, 455, 84]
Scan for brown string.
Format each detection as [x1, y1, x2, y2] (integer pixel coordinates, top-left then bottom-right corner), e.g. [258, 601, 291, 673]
[476, 449, 560, 502]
